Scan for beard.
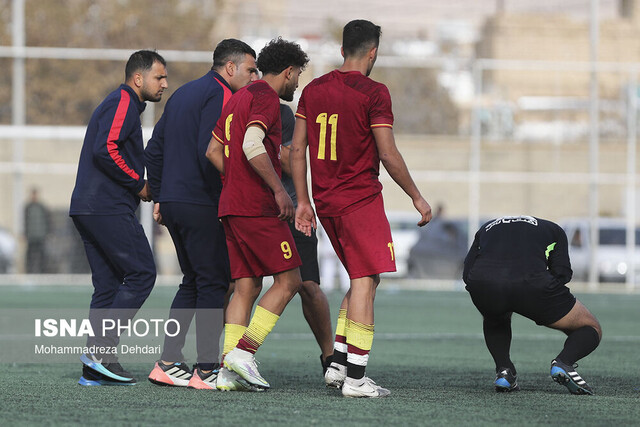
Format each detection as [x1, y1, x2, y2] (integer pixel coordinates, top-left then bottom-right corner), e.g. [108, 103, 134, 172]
[281, 81, 296, 102]
[141, 87, 163, 103]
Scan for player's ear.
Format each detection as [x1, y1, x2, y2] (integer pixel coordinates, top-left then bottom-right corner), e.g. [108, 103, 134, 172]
[340, 46, 345, 58]
[134, 72, 143, 88]
[285, 65, 294, 80]
[225, 60, 236, 77]
[369, 46, 378, 61]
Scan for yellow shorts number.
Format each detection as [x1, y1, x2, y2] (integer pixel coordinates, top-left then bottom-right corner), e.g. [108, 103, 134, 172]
[387, 242, 395, 261]
[281, 241, 292, 260]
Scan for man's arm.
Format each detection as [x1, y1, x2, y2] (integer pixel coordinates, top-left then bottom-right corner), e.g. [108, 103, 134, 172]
[291, 118, 316, 236]
[280, 144, 292, 176]
[373, 126, 431, 226]
[462, 229, 481, 283]
[198, 93, 225, 177]
[92, 95, 147, 196]
[547, 226, 573, 285]
[144, 111, 167, 202]
[206, 135, 225, 175]
[243, 124, 294, 221]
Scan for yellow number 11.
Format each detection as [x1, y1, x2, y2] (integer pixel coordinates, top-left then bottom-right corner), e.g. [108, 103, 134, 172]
[316, 113, 338, 161]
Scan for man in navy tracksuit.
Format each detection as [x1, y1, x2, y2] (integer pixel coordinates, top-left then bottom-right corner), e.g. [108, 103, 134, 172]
[70, 50, 168, 386]
[145, 39, 257, 389]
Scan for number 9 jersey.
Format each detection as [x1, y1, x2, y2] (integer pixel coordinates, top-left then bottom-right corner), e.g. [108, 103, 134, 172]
[295, 70, 394, 217]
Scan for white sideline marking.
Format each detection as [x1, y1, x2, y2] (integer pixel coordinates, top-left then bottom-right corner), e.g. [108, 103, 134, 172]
[1, 332, 639, 342]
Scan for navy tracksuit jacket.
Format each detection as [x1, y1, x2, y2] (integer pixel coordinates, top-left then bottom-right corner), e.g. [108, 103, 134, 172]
[144, 71, 232, 368]
[70, 84, 156, 353]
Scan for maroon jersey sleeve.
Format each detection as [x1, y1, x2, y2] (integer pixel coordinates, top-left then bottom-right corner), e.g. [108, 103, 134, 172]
[212, 112, 225, 144]
[369, 84, 394, 129]
[295, 88, 307, 120]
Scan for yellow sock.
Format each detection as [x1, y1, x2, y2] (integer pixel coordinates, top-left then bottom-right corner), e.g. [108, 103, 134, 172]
[336, 309, 347, 337]
[237, 305, 280, 354]
[223, 323, 247, 356]
[345, 319, 374, 351]
[345, 319, 374, 379]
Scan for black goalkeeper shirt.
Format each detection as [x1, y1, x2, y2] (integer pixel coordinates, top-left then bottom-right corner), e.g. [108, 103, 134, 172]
[463, 216, 572, 286]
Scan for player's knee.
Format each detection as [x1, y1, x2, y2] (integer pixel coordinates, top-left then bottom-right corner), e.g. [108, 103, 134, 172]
[575, 300, 602, 339]
[298, 280, 320, 299]
[234, 284, 262, 300]
[589, 319, 603, 341]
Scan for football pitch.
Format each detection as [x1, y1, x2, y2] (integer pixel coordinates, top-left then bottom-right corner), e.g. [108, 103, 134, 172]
[1, 283, 639, 426]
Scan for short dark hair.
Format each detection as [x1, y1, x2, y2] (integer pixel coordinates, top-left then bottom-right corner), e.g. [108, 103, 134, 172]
[212, 39, 257, 70]
[342, 20, 381, 58]
[125, 50, 166, 80]
[256, 37, 309, 76]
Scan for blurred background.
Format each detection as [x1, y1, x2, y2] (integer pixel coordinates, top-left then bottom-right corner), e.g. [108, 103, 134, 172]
[1, 0, 639, 292]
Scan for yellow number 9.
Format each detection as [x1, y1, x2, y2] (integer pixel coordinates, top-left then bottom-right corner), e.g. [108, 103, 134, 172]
[225, 113, 234, 141]
[281, 241, 292, 260]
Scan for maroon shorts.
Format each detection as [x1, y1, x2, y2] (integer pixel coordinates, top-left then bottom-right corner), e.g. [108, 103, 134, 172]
[319, 193, 396, 279]
[221, 215, 301, 280]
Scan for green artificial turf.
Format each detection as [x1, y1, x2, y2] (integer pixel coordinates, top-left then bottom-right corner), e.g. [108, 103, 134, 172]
[0, 285, 638, 426]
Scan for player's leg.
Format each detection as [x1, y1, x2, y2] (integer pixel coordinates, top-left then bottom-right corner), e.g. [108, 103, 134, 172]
[299, 280, 334, 370]
[318, 217, 350, 386]
[224, 276, 262, 352]
[72, 215, 137, 384]
[341, 274, 390, 398]
[343, 274, 378, 378]
[290, 223, 334, 372]
[483, 313, 520, 392]
[175, 204, 229, 389]
[237, 267, 302, 352]
[91, 212, 156, 379]
[319, 196, 394, 397]
[106, 213, 156, 310]
[217, 276, 264, 390]
[221, 216, 302, 388]
[224, 268, 301, 388]
[546, 299, 601, 395]
[149, 203, 196, 387]
[465, 275, 517, 392]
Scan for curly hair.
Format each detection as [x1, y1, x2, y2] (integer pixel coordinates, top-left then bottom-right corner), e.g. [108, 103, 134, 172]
[256, 37, 309, 76]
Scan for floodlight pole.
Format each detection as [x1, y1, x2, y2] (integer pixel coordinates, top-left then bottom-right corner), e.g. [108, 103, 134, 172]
[469, 60, 483, 246]
[141, 106, 155, 253]
[626, 72, 637, 291]
[587, 0, 600, 289]
[11, 0, 25, 258]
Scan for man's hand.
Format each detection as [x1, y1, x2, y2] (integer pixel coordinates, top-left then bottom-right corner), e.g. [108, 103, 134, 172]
[295, 202, 317, 237]
[414, 197, 432, 227]
[153, 203, 164, 225]
[138, 181, 152, 202]
[275, 189, 295, 222]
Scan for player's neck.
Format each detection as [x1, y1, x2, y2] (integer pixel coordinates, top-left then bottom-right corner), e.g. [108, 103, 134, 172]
[338, 59, 368, 76]
[261, 74, 284, 97]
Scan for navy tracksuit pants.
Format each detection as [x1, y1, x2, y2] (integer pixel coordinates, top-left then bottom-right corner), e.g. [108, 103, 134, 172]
[72, 213, 156, 357]
[159, 202, 230, 370]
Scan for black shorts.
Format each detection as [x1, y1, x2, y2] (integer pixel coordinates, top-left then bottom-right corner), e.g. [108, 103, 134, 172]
[288, 222, 320, 284]
[465, 271, 576, 326]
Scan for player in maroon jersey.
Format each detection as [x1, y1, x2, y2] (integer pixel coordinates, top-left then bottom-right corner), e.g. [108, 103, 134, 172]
[206, 37, 309, 390]
[291, 20, 432, 398]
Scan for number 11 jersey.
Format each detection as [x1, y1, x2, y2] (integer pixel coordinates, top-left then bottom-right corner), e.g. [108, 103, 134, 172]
[295, 70, 394, 217]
